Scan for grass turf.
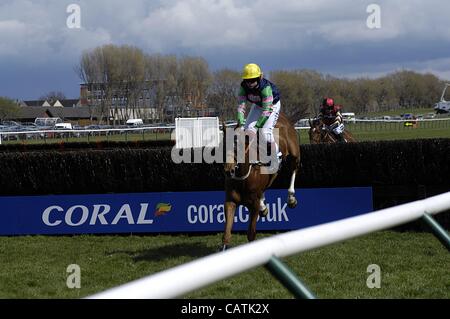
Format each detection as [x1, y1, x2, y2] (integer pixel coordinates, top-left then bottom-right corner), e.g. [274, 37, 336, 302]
[0, 230, 448, 299]
[298, 125, 450, 144]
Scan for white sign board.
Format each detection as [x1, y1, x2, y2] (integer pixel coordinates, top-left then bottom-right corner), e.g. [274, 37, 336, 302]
[175, 117, 220, 149]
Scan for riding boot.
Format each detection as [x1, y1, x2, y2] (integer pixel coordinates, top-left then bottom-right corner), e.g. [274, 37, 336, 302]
[336, 133, 345, 143]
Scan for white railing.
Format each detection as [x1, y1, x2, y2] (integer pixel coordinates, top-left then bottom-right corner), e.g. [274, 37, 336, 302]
[0, 126, 176, 144]
[0, 126, 175, 136]
[88, 191, 450, 299]
[353, 118, 450, 123]
[0, 116, 448, 142]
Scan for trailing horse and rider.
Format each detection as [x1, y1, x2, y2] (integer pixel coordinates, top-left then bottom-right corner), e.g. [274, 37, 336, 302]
[222, 63, 300, 250]
[309, 97, 356, 144]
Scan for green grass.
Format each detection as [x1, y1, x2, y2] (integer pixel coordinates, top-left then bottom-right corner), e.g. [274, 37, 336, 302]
[0, 231, 448, 299]
[3, 110, 450, 146]
[7, 126, 448, 146]
[358, 107, 436, 118]
[1, 132, 173, 145]
[298, 122, 450, 144]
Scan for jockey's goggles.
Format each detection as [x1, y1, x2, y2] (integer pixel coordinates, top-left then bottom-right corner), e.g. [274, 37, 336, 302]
[244, 78, 259, 84]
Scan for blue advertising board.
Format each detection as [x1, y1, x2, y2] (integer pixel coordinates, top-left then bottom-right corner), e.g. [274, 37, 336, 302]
[0, 187, 372, 235]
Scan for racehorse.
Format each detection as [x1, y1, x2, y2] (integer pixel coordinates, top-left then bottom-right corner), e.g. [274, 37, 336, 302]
[221, 112, 300, 250]
[308, 118, 356, 144]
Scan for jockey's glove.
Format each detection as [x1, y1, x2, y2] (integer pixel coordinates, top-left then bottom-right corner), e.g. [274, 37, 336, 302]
[329, 122, 337, 130]
[237, 113, 246, 126]
[255, 115, 269, 129]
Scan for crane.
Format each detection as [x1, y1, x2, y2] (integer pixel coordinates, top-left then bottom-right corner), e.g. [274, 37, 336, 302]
[435, 83, 450, 113]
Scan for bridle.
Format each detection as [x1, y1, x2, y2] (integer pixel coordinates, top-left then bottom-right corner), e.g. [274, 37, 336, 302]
[320, 125, 337, 143]
[230, 163, 253, 180]
[229, 136, 255, 181]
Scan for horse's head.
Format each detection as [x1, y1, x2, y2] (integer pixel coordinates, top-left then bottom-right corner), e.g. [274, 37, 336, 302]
[223, 126, 254, 180]
[224, 157, 237, 178]
[309, 118, 338, 144]
[309, 118, 322, 144]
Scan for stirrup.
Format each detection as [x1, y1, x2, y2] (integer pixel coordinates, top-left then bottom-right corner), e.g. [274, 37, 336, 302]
[277, 152, 283, 164]
[251, 160, 270, 167]
[249, 160, 262, 165]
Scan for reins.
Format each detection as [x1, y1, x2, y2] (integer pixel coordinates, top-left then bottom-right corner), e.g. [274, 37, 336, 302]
[230, 164, 253, 180]
[230, 137, 256, 181]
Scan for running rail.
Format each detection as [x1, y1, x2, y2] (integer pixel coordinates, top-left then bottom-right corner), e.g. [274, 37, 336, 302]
[88, 191, 450, 299]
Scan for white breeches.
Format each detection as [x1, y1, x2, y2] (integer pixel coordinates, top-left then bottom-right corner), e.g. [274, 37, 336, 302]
[244, 101, 281, 144]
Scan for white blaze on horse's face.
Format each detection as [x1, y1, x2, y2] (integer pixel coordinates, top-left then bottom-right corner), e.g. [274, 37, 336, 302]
[230, 165, 237, 178]
[224, 162, 233, 176]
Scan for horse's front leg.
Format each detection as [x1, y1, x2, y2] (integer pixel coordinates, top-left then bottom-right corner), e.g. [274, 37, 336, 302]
[221, 201, 236, 250]
[247, 204, 259, 242]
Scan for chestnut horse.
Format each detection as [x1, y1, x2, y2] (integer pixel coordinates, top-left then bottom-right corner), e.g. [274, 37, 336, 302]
[308, 118, 356, 144]
[222, 112, 300, 250]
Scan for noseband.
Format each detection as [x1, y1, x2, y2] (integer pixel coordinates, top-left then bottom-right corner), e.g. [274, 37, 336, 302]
[230, 163, 253, 180]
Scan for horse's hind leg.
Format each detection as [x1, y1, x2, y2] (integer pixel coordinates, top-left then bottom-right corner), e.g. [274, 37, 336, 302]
[285, 153, 300, 208]
[286, 128, 300, 208]
[287, 168, 298, 208]
[247, 206, 259, 242]
[221, 201, 236, 251]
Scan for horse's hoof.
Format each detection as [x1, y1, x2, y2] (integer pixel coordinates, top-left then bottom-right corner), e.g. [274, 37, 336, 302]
[259, 206, 269, 217]
[219, 245, 229, 252]
[287, 197, 298, 209]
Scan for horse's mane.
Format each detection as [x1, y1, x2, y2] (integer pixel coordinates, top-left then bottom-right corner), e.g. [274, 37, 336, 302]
[276, 112, 295, 128]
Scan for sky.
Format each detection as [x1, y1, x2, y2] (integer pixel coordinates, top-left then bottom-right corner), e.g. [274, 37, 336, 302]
[1, 0, 450, 100]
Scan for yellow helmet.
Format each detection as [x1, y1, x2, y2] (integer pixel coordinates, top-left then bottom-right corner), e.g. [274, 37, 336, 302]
[242, 63, 262, 79]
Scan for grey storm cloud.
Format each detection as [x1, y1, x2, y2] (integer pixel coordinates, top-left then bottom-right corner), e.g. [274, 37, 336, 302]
[1, 0, 450, 98]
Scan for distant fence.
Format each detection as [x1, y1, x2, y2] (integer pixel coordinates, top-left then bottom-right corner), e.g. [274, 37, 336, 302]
[88, 191, 450, 299]
[1, 117, 449, 144]
[295, 117, 450, 130]
[345, 117, 450, 131]
[0, 126, 175, 144]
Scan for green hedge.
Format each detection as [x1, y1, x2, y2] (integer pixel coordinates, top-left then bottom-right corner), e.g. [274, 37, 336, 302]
[0, 138, 449, 229]
[0, 140, 174, 152]
[1, 138, 449, 195]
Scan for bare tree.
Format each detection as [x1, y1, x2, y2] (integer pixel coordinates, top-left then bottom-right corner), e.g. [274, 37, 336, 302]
[207, 69, 240, 121]
[144, 54, 180, 123]
[178, 56, 211, 118]
[0, 97, 20, 122]
[111, 45, 146, 124]
[270, 70, 313, 122]
[76, 44, 123, 124]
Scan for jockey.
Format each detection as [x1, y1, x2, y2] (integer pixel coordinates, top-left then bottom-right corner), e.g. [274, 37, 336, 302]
[318, 97, 345, 142]
[237, 63, 282, 164]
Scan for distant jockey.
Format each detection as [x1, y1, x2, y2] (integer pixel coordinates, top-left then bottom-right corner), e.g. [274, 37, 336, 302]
[318, 97, 345, 142]
[237, 63, 282, 163]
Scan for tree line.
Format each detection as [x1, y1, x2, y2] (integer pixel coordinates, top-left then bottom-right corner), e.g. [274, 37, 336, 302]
[1, 44, 446, 124]
[270, 69, 444, 119]
[77, 44, 446, 123]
